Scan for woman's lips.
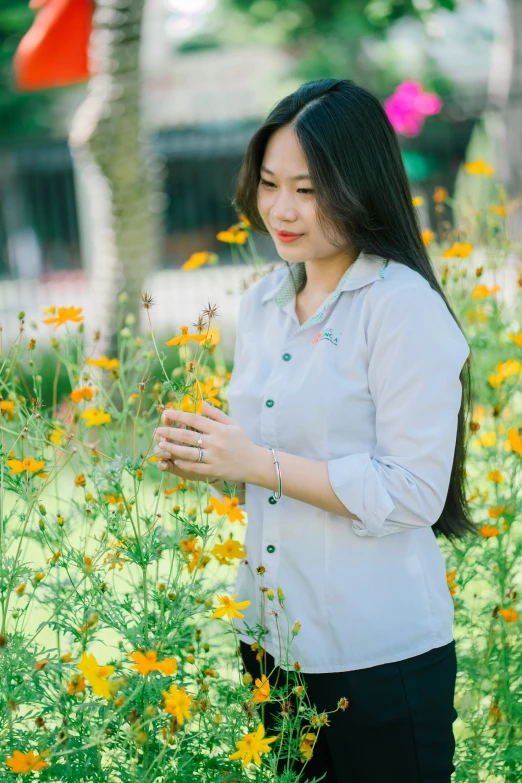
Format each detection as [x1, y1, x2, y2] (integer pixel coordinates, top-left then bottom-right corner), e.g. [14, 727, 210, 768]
[276, 231, 304, 243]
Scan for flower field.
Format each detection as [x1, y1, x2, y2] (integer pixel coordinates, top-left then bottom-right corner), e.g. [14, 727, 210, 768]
[0, 169, 521, 781]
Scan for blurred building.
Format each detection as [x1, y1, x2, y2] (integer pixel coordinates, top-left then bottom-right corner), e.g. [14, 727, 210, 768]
[0, 0, 505, 280]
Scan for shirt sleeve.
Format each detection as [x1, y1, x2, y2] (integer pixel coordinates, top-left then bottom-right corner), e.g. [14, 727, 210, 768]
[326, 282, 470, 537]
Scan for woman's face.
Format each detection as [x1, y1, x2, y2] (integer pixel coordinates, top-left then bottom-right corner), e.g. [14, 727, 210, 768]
[257, 124, 345, 263]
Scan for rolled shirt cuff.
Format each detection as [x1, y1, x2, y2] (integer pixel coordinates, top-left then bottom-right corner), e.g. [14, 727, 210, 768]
[327, 452, 396, 537]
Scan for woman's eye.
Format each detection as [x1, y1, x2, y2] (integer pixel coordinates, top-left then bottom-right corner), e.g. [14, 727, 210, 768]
[260, 179, 314, 194]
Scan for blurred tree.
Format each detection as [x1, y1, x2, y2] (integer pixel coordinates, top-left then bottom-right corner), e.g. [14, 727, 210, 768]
[217, 0, 457, 94]
[0, 0, 53, 140]
[69, 0, 163, 357]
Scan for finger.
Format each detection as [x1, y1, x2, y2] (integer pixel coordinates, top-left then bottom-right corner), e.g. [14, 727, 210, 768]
[159, 441, 202, 462]
[155, 426, 192, 443]
[161, 409, 214, 433]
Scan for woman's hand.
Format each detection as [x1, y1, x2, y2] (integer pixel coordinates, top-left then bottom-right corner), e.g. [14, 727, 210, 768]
[152, 400, 259, 485]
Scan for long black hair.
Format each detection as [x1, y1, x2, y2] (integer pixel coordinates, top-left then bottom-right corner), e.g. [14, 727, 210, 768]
[233, 78, 477, 541]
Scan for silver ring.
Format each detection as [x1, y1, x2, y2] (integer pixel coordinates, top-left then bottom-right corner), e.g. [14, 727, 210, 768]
[197, 448, 204, 463]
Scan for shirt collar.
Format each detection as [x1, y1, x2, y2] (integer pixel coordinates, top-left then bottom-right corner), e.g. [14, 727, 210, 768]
[261, 252, 389, 307]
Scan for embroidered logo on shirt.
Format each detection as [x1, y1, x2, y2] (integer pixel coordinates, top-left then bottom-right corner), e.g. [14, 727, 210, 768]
[312, 327, 339, 346]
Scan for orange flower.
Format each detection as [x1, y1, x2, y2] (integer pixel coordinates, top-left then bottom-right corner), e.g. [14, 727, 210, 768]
[251, 674, 270, 704]
[181, 251, 218, 271]
[5, 749, 50, 774]
[74, 473, 86, 487]
[479, 524, 499, 538]
[216, 221, 249, 244]
[499, 608, 519, 623]
[488, 506, 505, 519]
[507, 427, 522, 457]
[208, 495, 245, 525]
[421, 229, 435, 247]
[433, 186, 448, 203]
[487, 470, 504, 483]
[6, 457, 45, 475]
[67, 675, 86, 695]
[70, 386, 95, 402]
[472, 284, 501, 300]
[489, 204, 507, 217]
[42, 305, 83, 329]
[0, 400, 16, 412]
[128, 650, 178, 676]
[441, 242, 473, 259]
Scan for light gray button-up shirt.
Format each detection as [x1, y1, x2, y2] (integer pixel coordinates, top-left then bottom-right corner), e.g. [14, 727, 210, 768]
[226, 251, 470, 673]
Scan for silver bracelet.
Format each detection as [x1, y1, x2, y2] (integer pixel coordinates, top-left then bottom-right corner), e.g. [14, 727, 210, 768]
[269, 447, 282, 503]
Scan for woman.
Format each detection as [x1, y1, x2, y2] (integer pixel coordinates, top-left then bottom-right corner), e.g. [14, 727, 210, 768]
[153, 79, 478, 782]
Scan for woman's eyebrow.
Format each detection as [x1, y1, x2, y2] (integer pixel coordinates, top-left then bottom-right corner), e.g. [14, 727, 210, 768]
[260, 165, 311, 181]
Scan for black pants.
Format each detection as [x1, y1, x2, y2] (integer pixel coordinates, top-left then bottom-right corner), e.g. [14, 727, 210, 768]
[239, 638, 458, 783]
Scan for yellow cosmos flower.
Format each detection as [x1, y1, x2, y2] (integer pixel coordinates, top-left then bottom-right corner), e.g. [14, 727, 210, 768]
[6, 457, 45, 475]
[251, 673, 270, 704]
[412, 196, 424, 207]
[211, 539, 246, 563]
[489, 204, 507, 217]
[81, 408, 112, 427]
[508, 330, 522, 347]
[421, 229, 435, 247]
[208, 495, 246, 524]
[441, 242, 473, 259]
[162, 683, 193, 725]
[229, 723, 278, 768]
[487, 470, 504, 483]
[128, 650, 177, 676]
[499, 608, 519, 622]
[181, 251, 219, 271]
[70, 386, 96, 402]
[86, 356, 119, 370]
[300, 731, 318, 761]
[480, 432, 497, 448]
[5, 749, 50, 774]
[0, 400, 15, 412]
[78, 652, 115, 700]
[165, 325, 208, 347]
[42, 305, 83, 329]
[211, 593, 251, 621]
[488, 360, 521, 388]
[49, 426, 67, 447]
[463, 159, 495, 177]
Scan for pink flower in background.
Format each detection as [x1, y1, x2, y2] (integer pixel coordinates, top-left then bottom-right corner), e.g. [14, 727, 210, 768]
[384, 81, 442, 137]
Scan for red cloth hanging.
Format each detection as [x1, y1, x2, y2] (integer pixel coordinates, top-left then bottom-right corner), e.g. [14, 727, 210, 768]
[14, 0, 93, 91]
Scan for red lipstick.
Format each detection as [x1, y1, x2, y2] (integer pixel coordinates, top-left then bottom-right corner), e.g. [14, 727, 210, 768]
[276, 231, 303, 243]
